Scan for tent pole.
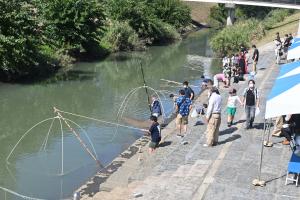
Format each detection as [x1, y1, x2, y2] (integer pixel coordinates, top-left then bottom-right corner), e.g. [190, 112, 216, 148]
[264, 118, 273, 147]
[252, 118, 266, 186]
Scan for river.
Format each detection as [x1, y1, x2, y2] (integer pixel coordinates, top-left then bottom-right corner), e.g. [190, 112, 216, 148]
[0, 29, 220, 199]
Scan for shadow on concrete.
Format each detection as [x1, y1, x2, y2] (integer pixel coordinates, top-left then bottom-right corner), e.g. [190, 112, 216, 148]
[265, 174, 286, 184]
[194, 120, 204, 126]
[233, 119, 246, 125]
[218, 134, 241, 145]
[254, 122, 268, 130]
[159, 141, 172, 148]
[219, 127, 238, 136]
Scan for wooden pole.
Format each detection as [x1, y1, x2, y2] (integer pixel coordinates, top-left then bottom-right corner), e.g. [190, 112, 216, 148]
[54, 107, 103, 169]
[139, 62, 152, 112]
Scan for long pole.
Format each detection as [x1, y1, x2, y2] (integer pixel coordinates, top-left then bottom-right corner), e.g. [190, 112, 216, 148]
[54, 107, 103, 168]
[140, 61, 152, 112]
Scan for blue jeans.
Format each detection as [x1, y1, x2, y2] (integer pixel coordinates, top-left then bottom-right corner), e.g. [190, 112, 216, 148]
[245, 105, 256, 128]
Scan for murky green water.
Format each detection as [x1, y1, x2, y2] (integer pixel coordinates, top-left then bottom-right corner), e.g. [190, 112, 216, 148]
[0, 30, 219, 199]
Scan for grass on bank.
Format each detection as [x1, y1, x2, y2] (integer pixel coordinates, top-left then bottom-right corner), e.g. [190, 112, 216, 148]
[256, 11, 300, 47]
[210, 9, 300, 56]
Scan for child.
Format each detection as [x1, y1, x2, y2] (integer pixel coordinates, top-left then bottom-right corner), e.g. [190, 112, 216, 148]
[227, 88, 243, 127]
[144, 116, 161, 154]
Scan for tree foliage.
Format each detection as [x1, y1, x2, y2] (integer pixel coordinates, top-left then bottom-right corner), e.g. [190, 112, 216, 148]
[208, 4, 227, 29]
[0, 0, 191, 81]
[0, 1, 43, 80]
[150, 0, 191, 29]
[105, 0, 189, 43]
[210, 19, 265, 56]
[39, 0, 106, 57]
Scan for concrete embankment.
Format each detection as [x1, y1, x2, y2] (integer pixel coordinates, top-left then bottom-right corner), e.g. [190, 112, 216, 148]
[76, 42, 300, 200]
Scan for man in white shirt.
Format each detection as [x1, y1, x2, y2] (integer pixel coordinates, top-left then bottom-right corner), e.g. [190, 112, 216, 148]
[204, 87, 222, 147]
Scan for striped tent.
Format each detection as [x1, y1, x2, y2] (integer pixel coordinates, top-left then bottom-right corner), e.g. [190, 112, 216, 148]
[265, 61, 300, 119]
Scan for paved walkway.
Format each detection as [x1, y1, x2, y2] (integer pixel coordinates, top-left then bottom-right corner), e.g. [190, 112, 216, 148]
[79, 42, 300, 200]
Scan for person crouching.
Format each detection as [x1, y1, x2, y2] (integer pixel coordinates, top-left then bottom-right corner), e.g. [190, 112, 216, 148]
[143, 116, 161, 154]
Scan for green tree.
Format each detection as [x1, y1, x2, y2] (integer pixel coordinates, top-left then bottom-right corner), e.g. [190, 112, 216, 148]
[0, 0, 43, 80]
[105, 0, 188, 43]
[208, 4, 227, 28]
[149, 0, 191, 29]
[235, 5, 273, 20]
[40, 0, 106, 58]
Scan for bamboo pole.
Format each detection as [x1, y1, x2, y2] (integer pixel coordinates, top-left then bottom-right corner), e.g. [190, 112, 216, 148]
[54, 107, 103, 168]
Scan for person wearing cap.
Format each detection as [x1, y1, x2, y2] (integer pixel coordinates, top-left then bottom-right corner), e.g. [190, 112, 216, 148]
[204, 87, 222, 147]
[227, 88, 243, 127]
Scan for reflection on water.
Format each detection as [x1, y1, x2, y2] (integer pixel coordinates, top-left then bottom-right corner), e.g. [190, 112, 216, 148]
[0, 30, 220, 199]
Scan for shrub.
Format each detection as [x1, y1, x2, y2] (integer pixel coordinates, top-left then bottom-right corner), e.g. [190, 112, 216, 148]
[150, 0, 191, 29]
[210, 19, 265, 55]
[235, 5, 273, 20]
[0, 1, 44, 80]
[150, 20, 181, 43]
[101, 21, 139, 52]
[208, 4, 227, 29]
[105, 0, 188, 43]
[40, 0, 106, 56]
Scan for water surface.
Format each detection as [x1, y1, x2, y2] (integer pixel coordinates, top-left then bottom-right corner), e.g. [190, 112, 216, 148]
[0, 30, 219, 199]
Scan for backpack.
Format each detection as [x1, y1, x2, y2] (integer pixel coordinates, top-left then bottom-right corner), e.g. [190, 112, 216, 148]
[189, 87, 195, 100]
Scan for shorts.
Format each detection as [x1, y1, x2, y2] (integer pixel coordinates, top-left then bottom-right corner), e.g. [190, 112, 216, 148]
[227, 107, 237, 116]
[149, 141, 158, 149]
[176, 114, 188, 125]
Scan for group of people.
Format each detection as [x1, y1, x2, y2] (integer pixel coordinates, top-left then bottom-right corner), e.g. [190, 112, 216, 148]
[272, 114, 300, 145]
[274, 32, 293, 63]
[213, 44, 259, 89]
[203, 79, 260, 147]
[143, 75, 261, 153]
[143, 43, 262, 153]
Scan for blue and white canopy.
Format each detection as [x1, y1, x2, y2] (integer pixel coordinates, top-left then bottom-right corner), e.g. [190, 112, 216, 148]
[265, 61, 300, 119]
[287, 37, 300, 60]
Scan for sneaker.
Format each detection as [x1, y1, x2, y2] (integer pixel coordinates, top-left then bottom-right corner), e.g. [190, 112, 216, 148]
[203, 144, 212, 147]
[227, 122, 232, 127]
[181, 141, 188, 145]
[282, 140, 290, 145]
[177, 134, 183, 138]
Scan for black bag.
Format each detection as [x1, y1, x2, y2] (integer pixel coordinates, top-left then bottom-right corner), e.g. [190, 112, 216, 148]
[190, 87, 195, 100]
[238, 75, 244, 81]
[233, 76, 239, 83]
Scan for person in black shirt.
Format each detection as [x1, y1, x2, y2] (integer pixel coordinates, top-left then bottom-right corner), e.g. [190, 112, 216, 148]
[283, 34, 290, 53]
[276, 32, 281, 44]
[252, 45, 259, 74]
[288, 33, 293, 46]
[242, 80, 260, 129]
[183, 81, 194, 100]
[143, 116, 161, 154]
